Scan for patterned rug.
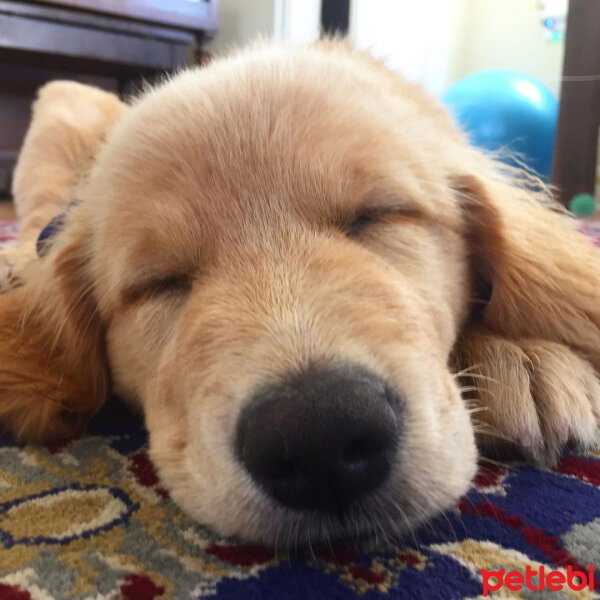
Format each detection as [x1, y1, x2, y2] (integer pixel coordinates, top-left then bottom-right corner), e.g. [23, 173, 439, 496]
[1, 218, 600, 600]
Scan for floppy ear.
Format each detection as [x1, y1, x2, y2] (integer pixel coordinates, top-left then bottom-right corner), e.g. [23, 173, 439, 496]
[0, 80, 124, 441]
[12, 80, 125, 250]
[0, 217, 107, 442]
[454, 172, 600, 369]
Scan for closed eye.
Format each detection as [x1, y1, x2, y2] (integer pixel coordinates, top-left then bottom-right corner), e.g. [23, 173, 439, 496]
[344, 204, 421, 237]
[122, 275, 192, 305]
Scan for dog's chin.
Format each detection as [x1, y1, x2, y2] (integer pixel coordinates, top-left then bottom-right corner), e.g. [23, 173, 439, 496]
[241, 496, 438, 550]
[160, 452, 476, 549]
[207, 482, 471, 550]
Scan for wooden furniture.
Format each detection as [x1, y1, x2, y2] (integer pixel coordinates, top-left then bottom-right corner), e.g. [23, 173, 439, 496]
[0, 0, 217, 196]
[552, 0, 600, 207]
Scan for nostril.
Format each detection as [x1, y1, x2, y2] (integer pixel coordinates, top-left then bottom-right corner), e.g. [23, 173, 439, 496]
[342, 437, 384, 470]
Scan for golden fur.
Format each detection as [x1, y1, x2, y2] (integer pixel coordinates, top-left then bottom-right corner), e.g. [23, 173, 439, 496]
[1, 40, 600, 544]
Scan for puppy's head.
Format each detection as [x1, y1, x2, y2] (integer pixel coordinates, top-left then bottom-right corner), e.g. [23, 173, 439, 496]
[78, 43, 481, 544]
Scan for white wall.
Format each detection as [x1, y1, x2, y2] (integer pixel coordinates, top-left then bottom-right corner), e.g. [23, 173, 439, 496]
[349, 0, 565, 98]
[207, 0, 276, 55]
[449, 0, 566, 96]
[208, 0, 320, 55]
[350, 0, 465, 96]
[274, 0, 321, 43]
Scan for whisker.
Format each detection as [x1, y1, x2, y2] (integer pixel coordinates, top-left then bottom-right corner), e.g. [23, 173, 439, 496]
[458, 386, 479, 394]
[477, 455, 516, 471]
[453, 364, 482, 377]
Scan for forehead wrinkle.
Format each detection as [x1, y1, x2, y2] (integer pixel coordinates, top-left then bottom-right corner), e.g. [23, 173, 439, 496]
[121, 70, 416, 207]
[94, 47, 463, 286]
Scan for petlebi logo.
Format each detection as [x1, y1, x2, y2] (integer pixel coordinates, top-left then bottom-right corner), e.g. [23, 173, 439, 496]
[481, 564, 596, 596]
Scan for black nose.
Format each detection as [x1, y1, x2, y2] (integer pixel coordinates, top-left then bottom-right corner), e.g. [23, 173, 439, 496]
[235, 365, 401, 513]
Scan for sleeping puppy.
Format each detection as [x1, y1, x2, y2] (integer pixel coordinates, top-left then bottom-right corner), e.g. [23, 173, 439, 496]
[1, 40, 600, 546]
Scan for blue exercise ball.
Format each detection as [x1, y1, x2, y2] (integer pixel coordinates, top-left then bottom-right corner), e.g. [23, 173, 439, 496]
[442, 70, 558, 179]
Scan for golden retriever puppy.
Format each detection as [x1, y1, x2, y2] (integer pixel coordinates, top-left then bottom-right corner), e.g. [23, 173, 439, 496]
[1, 40, 600, 546]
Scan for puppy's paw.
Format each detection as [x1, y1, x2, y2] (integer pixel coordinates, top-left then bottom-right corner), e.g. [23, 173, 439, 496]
[455, 332, 600, 466]
[35, 81, 124, 145]
[0, 250, 34, 293]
